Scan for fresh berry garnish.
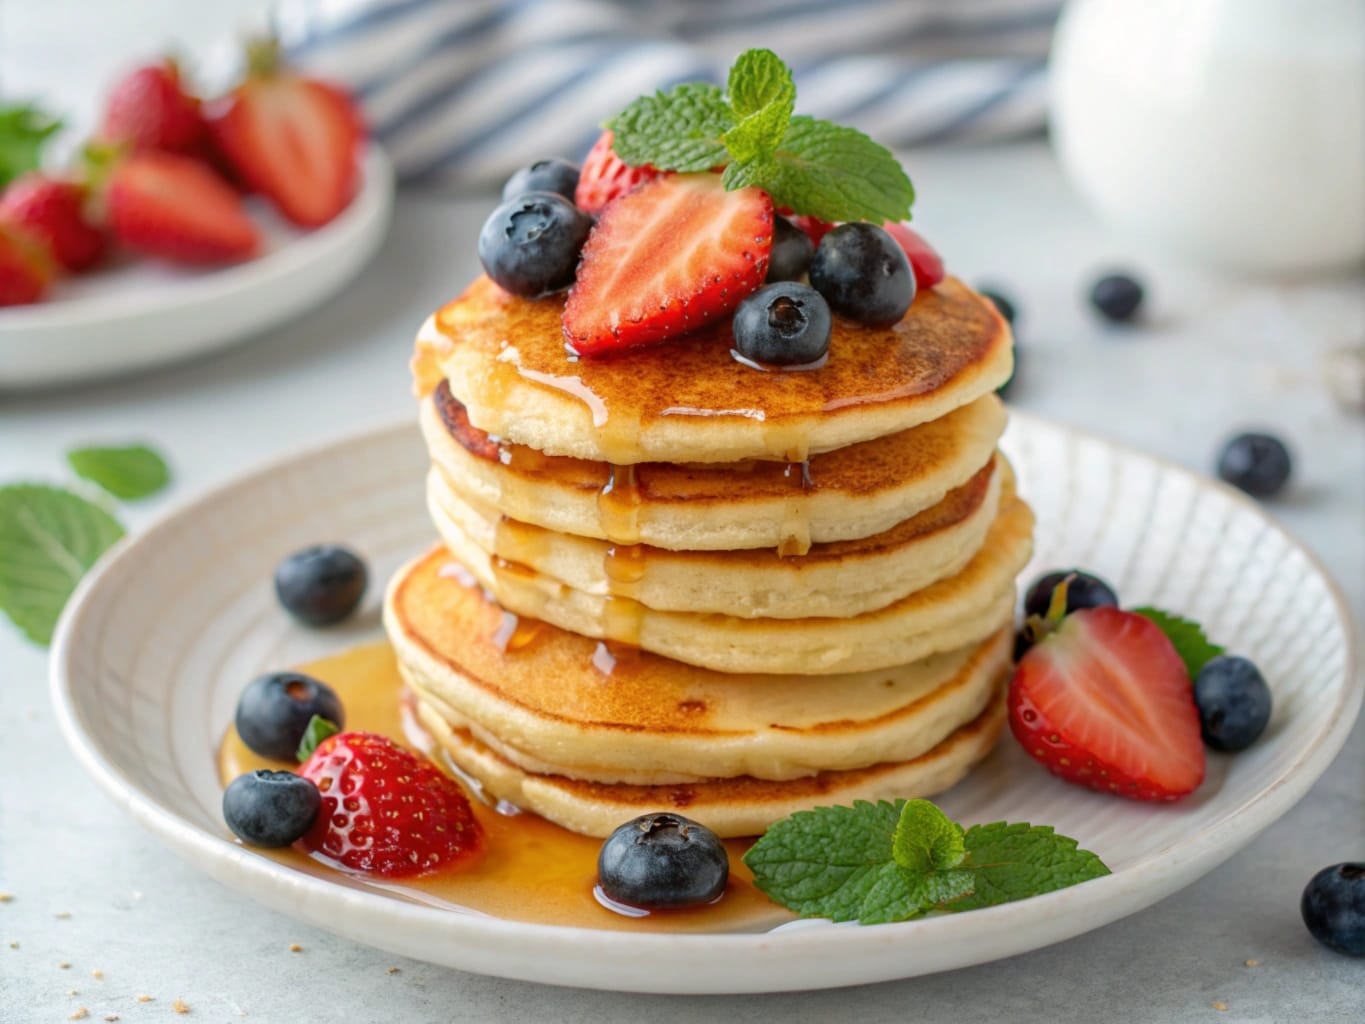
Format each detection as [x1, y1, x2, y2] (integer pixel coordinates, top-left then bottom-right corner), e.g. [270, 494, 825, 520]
[1008, 605, 1205, 801]
[573, 130, 658, 215]
[102, 150, 258, 263]
[765, 215, 814, 282]
[502, 157, 579, 203]
[478, 191, 592, 298]
[1217, 432, 1292, 498]
[597, 813, 729, 910]
[0, 222, 54, 306]
[100, 59, 204, 153]
[1302, 863, 1365, 957]
[977, 286, 1017, 325]
[274, 544, 368, 625]
[809, 222, 914, 326]
[732, 282, 830, 366]
[788, 214, 836, 248]
[204, 38, 363, 228]
[0, 174, 104, 272]
[563, 173, 773, 355]
[298, 731, 483, 877]
[1023, 569, 1119, 620]
[1089, 271, 1145, 323]
[1193, 655, 1272, 751]
[882, 221, 945, 290]
[223, 769, 321, 847]
[235, 671, 345, 761]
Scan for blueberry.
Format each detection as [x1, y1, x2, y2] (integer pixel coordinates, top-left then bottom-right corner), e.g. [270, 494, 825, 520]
[1217, 432, 1292, 499]
[809, 222, 915, 325]
[1193, 655, 1272, 751]
[733, 282, 831, 366]
[1089, 272, 1145, 323]
[501, 158, 579, 202]
[978, 287, 1017, 325]
[478, 191, 592, 298]
[275, 544, 368, 626]
[1302, 863, 1365, 957]
[223, 770, 321, 847]
[766, 216, 814, 283]
[1023, 569, 1119, 619]
[236, 672, 345, 761]
[597, 812, 729, 910]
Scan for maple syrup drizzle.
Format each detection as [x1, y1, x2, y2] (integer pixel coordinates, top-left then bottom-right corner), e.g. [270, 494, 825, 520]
[597, 463, 642, 544]
[492, 609, 545, 652]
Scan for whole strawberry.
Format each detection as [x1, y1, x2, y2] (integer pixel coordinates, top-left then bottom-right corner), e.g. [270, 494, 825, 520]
[574, 130, 659, 214]
[0, 222, 55, 306]
[0, 173, 105, 272]
[101, 58, 204, 153]
[298, 731, 483, 877]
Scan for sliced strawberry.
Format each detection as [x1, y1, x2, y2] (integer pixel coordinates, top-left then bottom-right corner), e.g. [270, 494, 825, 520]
[204, 39, 363, 228]
[100, 59, 204, 153]
[884, 221, 945, 289]
[562, 173, 773, 356]
[574, 130, 659, 215]
[1008, 606, 1205, 801]
[0, 222, 55, 306]
[788, 214, 836, 248]
[105, 151, 258, 264]
[298, 731, 483, 877]
[0, 174, 105, 272]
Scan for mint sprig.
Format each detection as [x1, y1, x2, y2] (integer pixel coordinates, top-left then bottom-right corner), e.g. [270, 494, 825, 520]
[608, 48, 914, 223]
[296, 715, 340, 762]
[744, 799, 1109, 925]
[1133, 607, 1225, 679]
[66, 444, 171, 501]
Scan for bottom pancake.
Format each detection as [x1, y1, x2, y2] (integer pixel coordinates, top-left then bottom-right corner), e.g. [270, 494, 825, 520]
[416, 688, 1007, 839]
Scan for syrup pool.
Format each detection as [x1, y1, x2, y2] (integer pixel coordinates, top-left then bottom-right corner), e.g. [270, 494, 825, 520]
[216, 641, 792, 933]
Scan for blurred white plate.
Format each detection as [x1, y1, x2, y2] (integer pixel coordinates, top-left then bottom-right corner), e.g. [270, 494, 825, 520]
[0, 147, 393, 390]
[50, 414, 1360, 993]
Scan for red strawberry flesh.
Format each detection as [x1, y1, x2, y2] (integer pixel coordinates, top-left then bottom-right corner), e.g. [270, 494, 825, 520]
[0, 174, 105, 272]
[107, 152, 258, 264]
[1009, 607, 1205, 801]
[574, 129, 658, 214]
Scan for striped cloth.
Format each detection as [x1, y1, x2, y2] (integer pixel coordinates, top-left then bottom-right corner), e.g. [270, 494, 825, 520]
[279, 0, 1060, 187]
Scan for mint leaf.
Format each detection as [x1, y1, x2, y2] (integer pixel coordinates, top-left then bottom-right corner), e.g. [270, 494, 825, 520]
[296, 715, 340, 762]
[608, 83, 732, 172]
[723, 48, 794, 162]
[858, 862, 975, 925]
[767, 116, 915, 223]
[0, 104, 62, 187]
[66, 444, 171, 501]
[0, 484, 124, 645]
[891, 799, 966, 873]
[950, 821, 1111, 912]
[1132, 606, 1225, 678]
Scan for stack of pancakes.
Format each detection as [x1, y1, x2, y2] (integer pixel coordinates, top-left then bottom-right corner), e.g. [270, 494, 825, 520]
[385, 274, 1031, 838]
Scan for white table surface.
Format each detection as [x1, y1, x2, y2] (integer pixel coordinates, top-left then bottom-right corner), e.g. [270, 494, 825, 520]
[1, 144, 1362, 1023]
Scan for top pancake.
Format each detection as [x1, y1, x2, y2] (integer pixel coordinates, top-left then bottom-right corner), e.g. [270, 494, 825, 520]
[414, 274, 1013, 465]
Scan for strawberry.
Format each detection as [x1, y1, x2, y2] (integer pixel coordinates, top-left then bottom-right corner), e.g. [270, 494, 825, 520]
[0, 222, 55, 305]
[574, 130, 659, 214]
[204, 39, 364, 228]
[298, 731, 483, 877]
[0, 174, 105, 272]
[104, 151, 258, 264]
[788, 214, 836, 248]
[563, 173, 773, 356]
[100, 59, 204, 153]
[883, 221, 946, 290]
[1009, 605, 1205, 801]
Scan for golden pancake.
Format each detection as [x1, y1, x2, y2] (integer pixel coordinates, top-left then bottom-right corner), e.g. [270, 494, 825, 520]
[414, 274, 1012, 465]
[422, 385, 1006, 552]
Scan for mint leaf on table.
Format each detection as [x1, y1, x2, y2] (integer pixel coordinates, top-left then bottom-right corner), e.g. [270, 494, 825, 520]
[0, 104, 62, 187]
[66, 444, 171, 501]
[0, 484, 124, 645]
[1132, 607, 1225, 678]
[744, 799, 1109, 925]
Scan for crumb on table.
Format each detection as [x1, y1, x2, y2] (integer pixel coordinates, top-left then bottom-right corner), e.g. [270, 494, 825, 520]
[172, 997, 190, 1014]
[1213, 1001, 1228, 1012]
[1244, 959, 1259, 967]
[289, 943, 302, 953]
[135, 995, 153, 1003]
[68, 1009, 88, 1021]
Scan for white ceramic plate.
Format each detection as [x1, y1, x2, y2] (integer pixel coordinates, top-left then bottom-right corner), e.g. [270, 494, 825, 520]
[0, 148, 393, 390]
[50, 415, 1360, 994]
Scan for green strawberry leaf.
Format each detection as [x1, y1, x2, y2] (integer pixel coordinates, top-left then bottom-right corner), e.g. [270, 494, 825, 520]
[1132, 606, 1225, 679]
[296, 715, 340, 762]
[66, 444, 171, 501]
[0, 104, 62, 188]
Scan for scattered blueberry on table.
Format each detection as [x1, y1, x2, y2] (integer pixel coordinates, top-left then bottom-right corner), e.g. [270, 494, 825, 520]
[732, 282, 831, 366]
[1088, 272, 1145, 324]
[1217, 432, 1293, 499]
[274, 544, 369, 626]
[236, 671, 345, 761]
[223, 769, 321, 847]
[977, 287, 1017, 325]
[597, 812, 729, 910]
[1302, 863, 1365, 957]
[1193, 655, 1273, 751]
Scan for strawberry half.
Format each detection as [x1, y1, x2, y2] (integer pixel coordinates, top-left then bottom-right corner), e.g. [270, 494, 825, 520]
[0, 222, 55, 306]
[0, 174, 105, 272]
[884, 221, 946, 290]
[204, 39, 364, 228]
[298, 731, 483, 878]
[1008, 606, 1205, 801]
[574, 130, 659, 214]
[563, 173, 773, 356]
[100, 59, 204, 154]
